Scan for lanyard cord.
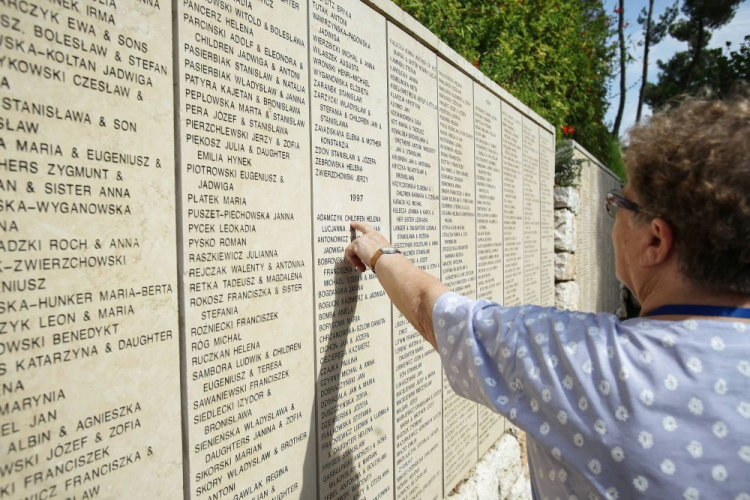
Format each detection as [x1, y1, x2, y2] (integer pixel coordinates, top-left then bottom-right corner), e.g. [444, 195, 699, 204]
[643, 304, 750, 319]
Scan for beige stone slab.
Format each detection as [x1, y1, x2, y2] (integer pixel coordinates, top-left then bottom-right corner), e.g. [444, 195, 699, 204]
[437, 59, 478, 495]
[473, 83, 505, 456]
[387, 22, 443, 500]
[309, 1, 393, 499]
[473, 83, 504, 304]
[605, 176, 620, 312]
[0, 1, 182, 498]
[593, 167, 599, 311]
[175, 0, 316, 495]
[604, 177, 610, 311]
[539, 130, 556, 307]
[612, 177, 620, 310]
[575, 153, 593, 312]
[589, 165, 598, 311]
[611, 176, 621, 310]
[573, 150, 588, 311]
[501, 104, 524, 306]
[579, 158, 590, 312]
[595, 169, 604, 312]
[594, 168, 619, 313]
[522, 117, 541, 305]
[569, 141, 621, 313]
[597, 167, 602, 301]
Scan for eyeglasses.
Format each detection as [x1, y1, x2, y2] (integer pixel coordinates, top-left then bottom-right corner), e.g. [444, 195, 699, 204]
[605, 189, 644, 219]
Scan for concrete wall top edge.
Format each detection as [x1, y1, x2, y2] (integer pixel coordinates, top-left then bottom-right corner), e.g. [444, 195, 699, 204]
[362, 0, 555, 134]
[570, 140, 622, 183]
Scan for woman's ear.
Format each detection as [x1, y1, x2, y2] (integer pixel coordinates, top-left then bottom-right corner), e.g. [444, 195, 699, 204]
[641, 217, 674, 267]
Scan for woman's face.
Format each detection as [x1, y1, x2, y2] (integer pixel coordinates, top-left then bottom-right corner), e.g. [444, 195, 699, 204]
[611, 185, 639, 294]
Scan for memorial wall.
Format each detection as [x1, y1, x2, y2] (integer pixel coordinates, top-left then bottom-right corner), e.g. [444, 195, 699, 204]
[0, 0, 555, 497]
[572, 142, 621, 314]
[0, 2, 184, 499]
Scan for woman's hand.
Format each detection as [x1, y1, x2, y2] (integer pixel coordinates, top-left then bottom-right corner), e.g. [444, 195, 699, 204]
[345, 221, 391, 272]
[344, 220, 448, 349]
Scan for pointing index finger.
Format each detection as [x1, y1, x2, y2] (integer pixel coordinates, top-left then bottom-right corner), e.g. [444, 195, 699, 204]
[350, 221, 375, 234]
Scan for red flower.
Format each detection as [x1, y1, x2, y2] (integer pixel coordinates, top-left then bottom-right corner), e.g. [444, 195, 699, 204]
[473, 60, 480, 68]
[561, 125, 576, 136]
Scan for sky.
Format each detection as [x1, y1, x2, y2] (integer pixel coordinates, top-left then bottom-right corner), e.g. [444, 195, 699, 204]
[602, 0, 750, 139]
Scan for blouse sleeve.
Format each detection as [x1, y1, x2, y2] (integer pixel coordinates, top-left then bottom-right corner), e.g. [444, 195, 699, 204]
[432, 291, 624, 444]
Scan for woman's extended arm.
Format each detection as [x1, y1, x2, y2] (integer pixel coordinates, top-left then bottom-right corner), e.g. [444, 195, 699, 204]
[344, 221, 448, 349]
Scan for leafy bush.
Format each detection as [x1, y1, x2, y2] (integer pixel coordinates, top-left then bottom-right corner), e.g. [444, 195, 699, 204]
[608, 136, 626, 182]
[393, 0, 617, 166]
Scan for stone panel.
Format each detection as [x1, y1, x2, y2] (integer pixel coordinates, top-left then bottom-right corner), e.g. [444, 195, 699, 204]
[571, 142, 621, 314]
[522, 117, 541, 305]
[591, 167, 619, 313]
[0, 1, 182, 498]
[473, 83, 505, 456]
[176, 0, 316, 495]
[387, 23, 443, 500]
[586, 162, 597, 312]
[539, 130, 555, 306]
[438, 59, 478, 494]
[612, 176, 620, 307]
[614, 176, 620, 307]
[473, 86, 503, 305]
[309, 1, 393, 499]
[501, 105, 524, 306]
[575, 152, 591, 312]
[592, 167, 603, 311]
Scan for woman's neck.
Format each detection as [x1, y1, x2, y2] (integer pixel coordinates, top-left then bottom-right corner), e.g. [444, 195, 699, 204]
[637, 277, 750, 319]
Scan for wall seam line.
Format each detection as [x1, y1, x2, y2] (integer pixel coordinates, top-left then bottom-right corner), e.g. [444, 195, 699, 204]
[170, 1, 191, 497]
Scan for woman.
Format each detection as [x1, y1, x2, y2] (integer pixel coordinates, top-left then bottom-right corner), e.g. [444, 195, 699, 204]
[345, 92, 750, 499]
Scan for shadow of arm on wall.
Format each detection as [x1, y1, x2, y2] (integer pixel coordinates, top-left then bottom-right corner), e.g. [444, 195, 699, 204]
[302, 259, 363, 500]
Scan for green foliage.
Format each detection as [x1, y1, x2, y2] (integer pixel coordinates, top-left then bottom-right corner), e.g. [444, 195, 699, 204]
[637, 1, 679, 46]
[644, 0, 745, 109]
[645, 39, 750, 108]
[554, 141, 585, 187]
[392, 0, 617, 164]
[726, 35, 750, 79]
[680, 0, 741, 30]
[608, 136, 626, 182]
